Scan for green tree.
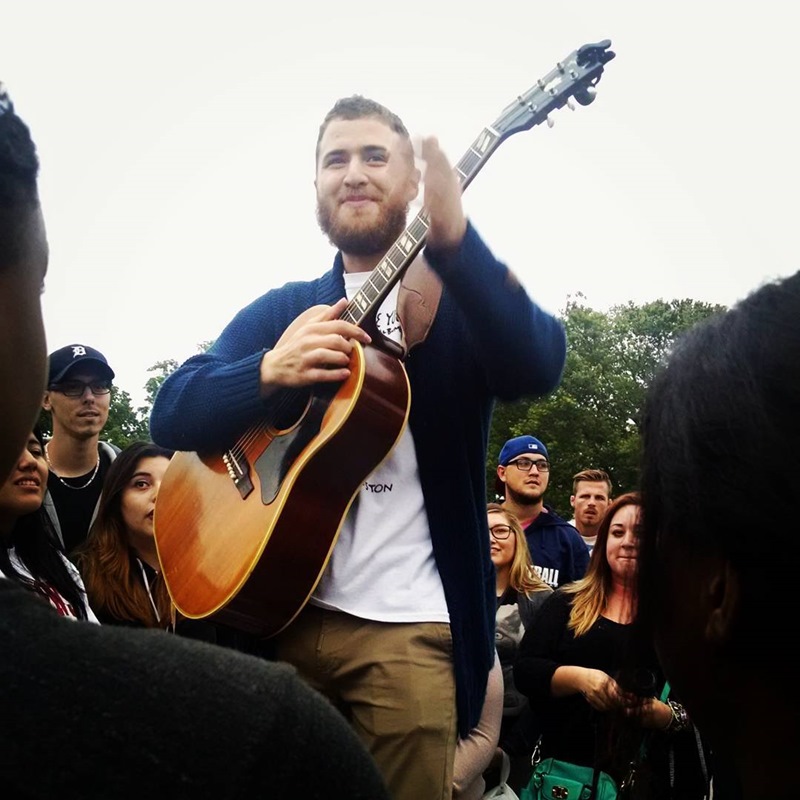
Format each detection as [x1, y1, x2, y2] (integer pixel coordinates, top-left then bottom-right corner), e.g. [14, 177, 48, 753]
[104, 387, 151, 448]
[487, 296, 724, 517]
[138, 358, 179, 421]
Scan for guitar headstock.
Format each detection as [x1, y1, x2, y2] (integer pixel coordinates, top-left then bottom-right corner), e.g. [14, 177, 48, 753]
[492, 39, 615, 140]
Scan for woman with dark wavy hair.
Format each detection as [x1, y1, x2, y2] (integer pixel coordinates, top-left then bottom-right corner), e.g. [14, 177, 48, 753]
[0, 429, 96, 621]
[74, 441, 273, 653]
[74, 441, 175, 628]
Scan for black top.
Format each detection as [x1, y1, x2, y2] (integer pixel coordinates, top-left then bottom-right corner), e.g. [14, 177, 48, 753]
[0, 578, 388, 798]
[514, 589, 714, 798]
[47, 447, 113, 554]
[95, 557, 277, 660]
[514, 589, 643, 774]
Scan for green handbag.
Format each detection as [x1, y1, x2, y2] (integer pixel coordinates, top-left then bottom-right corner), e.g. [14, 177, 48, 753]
[522, 757, 618, 800]
[522, 682, 672, 800]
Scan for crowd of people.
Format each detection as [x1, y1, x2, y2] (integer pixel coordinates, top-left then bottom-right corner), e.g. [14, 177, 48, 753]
[1, 77, 796, 799]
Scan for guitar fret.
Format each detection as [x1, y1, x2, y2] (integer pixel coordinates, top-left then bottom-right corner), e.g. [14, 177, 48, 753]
[474, 129, 496, 155]
[395, 231, 416, 254]
[353, 293, 370, 312]
[379, 255, 399, 275]
[459, 152, 482, 178]
[408, 214, 429, 239]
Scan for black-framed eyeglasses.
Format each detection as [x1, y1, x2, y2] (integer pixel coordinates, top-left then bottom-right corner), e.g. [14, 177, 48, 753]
[489, 525, 513, 540]
[509, 457, 550, 473]
[49, 380, 112, 398]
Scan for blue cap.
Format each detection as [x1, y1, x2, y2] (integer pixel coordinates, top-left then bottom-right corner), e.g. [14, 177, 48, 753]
[498, 435, 549, 466]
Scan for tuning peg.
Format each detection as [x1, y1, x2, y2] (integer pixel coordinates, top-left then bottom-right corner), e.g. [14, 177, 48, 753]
[573, 86, 597, 106]
[567, 98, 576, 111]
[546, 115, 555, 128]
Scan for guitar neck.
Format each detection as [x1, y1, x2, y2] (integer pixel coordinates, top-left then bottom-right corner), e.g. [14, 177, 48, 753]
[341, 39, 616, 329]
[341, 125, 504, 329]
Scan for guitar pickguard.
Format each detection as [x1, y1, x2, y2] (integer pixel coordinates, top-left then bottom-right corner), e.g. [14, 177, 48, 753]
[255, 393, 330, 504]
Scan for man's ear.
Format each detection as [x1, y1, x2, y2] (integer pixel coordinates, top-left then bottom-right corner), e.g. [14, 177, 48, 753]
[705, 559, 740, 646]
[497, 465, 507, 485]
[42, 390, 52, 412]
[570, 495, 576, 508]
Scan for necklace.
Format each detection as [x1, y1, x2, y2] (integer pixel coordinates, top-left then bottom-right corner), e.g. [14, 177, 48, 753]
[44, 443, 100, 490]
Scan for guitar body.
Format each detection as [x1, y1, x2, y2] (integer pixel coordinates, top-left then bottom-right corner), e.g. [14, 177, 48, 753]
[154, 342, 410, 638]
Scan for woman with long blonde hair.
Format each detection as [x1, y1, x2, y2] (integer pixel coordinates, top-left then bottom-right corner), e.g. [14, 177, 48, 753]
[514, 493, 710, 798]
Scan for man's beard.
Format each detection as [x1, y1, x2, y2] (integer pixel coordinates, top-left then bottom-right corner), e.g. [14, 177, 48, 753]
[506, 483, 545, 506]
[316, 199, 409, 256]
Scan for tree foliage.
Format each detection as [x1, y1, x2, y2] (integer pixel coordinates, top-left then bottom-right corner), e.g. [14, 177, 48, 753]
[487, 295, 725, 517]
[88, 303, 723, 516]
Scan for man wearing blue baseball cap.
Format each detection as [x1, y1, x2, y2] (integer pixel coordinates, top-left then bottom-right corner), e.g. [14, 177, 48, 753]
[42, 343, 120, 554]
[496, 435, 589, 588]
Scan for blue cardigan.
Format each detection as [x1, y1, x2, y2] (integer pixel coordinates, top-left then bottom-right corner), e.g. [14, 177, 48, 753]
[150, 222, 567, 736]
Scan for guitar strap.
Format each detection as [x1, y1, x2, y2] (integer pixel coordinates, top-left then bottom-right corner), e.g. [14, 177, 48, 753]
[397, 254, 442, 354]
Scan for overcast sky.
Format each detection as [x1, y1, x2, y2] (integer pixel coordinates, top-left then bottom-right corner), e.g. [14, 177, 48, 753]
[3, 1, 797, 404]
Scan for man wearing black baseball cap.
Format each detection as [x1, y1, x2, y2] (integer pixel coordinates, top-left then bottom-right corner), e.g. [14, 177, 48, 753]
[42, 343, 120, 553]
[496, 434, 589, 589]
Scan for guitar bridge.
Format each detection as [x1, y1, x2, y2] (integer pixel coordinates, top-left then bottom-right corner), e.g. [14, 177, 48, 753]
[223, 450, 254, 499]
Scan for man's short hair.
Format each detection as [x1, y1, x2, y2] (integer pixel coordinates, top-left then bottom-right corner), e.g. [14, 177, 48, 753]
[315, 95, 410, 163]
[572, 469, 612, 496]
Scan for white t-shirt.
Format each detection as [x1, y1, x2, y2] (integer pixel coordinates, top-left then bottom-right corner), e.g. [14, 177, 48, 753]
[311, 272, 449, 623]
[569, 518, 596, 554]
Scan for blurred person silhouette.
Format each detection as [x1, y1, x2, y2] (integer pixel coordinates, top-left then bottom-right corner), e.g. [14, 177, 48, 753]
[636, 271, 800, 799]
[0, 85, 47, 483]
[0, 81, 389, 799]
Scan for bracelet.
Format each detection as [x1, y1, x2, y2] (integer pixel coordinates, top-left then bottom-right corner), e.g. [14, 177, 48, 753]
[664, 699, 689, 733]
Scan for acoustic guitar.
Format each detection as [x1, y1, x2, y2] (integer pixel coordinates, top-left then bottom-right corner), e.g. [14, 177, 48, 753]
[154, 40, 615, 637]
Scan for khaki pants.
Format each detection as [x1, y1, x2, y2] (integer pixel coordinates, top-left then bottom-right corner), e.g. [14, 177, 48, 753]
[276, 605, 457, 800]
